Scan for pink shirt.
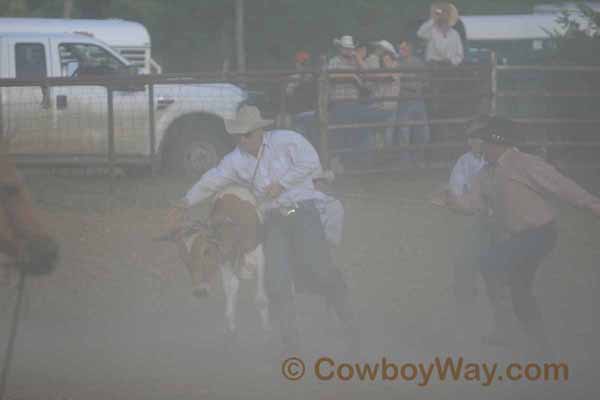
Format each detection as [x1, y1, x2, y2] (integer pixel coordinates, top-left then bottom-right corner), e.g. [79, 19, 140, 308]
[327, 55, 361, 101]
[458, 148, 600, 234]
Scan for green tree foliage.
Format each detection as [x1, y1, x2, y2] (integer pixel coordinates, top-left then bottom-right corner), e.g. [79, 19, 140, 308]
[0, 0, 30, 16]
[548, 3, 600, 65]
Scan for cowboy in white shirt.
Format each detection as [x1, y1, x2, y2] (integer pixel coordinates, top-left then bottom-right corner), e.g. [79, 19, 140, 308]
[417, 2, 464, 66]
[169, 106, 354, 354]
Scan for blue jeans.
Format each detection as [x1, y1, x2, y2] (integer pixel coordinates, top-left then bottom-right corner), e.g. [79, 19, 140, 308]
[453, 215, 492, 304]
[480, 222, 557, 344]
[292, 102, 393, 164]
[387, 100, 431, 162]
[264, 201, 352, 349]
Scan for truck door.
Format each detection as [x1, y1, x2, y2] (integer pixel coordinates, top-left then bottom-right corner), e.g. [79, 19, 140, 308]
[2, 38, 57, 155]
[50, 39, 149, 157]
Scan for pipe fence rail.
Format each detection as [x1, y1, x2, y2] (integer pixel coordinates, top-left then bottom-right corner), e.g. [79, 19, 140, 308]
[1, 55, 600, 177]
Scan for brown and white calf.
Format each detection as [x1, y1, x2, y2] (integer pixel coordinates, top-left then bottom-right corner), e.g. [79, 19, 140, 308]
[169, 185, 270, 336]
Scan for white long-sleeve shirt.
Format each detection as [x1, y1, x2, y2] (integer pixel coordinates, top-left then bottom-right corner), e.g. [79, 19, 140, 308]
[448, 151, 486, 196]
[183, 129, 344, 244]
[417, 19, 464, 66]
[184, 129, 326, 212]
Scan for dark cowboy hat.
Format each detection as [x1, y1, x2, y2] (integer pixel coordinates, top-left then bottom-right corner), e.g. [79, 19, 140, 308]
[467, 115, 517, 146]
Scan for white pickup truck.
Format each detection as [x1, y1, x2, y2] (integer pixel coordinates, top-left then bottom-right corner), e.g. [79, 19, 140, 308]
[0, 29, 247, 175]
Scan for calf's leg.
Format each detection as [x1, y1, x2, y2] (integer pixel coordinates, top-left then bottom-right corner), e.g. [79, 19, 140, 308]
[220, 262, 240, 335]
[252, 244, 271, 332]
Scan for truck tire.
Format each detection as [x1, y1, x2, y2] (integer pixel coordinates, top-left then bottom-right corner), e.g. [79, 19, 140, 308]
[164, 118, 231, 177]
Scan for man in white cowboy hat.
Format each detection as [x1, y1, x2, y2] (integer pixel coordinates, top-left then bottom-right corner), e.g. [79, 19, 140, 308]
[168, 105, 355, 355]
[328, 35, 369, 101]
[417, 1, 464, 66]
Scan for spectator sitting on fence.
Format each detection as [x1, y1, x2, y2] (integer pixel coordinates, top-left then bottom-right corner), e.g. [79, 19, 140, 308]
[417, 2, 464, 66]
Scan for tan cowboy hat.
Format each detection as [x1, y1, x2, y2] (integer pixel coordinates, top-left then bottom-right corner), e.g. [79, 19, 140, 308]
[224, 105, 273, 135]
[431, 2, 459, 27]
[333, 35, 356, 49]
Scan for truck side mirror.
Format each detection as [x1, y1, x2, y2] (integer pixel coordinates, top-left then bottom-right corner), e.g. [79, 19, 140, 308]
[113, 65, 143, 92]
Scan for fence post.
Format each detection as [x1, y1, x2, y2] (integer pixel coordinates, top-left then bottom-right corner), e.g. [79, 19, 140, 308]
[148, 82, 157, 175]
[317, 56, 330, 168]
[490, 51, 498, 116]
[0, 88, 3, 140]
[107, 86, 115, 194]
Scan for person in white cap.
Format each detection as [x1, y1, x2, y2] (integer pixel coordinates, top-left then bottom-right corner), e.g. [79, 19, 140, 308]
[168, 105, 355, 355]
[365, 40, 398, 70]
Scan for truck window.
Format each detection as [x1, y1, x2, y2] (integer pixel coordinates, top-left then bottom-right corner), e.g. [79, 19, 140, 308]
[59, 43, 126, 78]
[15, 43, 47, 79]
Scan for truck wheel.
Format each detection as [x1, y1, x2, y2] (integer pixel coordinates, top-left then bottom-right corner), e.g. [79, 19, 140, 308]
[164, 119, 231, 177]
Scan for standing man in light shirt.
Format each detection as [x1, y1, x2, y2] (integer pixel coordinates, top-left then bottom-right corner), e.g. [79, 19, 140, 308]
[417, 2, 464, 66]
[168, 106, 355, 356]
[438, 115, 600, 355]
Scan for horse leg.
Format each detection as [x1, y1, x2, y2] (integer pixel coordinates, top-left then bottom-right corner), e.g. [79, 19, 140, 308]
[253, 244, 271, 332]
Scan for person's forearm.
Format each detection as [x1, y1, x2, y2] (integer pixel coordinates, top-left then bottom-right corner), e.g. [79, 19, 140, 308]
[417, 19, 434, 40]
[182, 164, 238, 207]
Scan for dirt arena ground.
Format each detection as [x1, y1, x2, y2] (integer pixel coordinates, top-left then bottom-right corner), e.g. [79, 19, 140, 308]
[1, 169, 599, 399]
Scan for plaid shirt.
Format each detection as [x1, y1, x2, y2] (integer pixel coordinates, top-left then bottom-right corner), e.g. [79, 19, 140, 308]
[373, 74, 402, 111]
[327, 55, 361, 102]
